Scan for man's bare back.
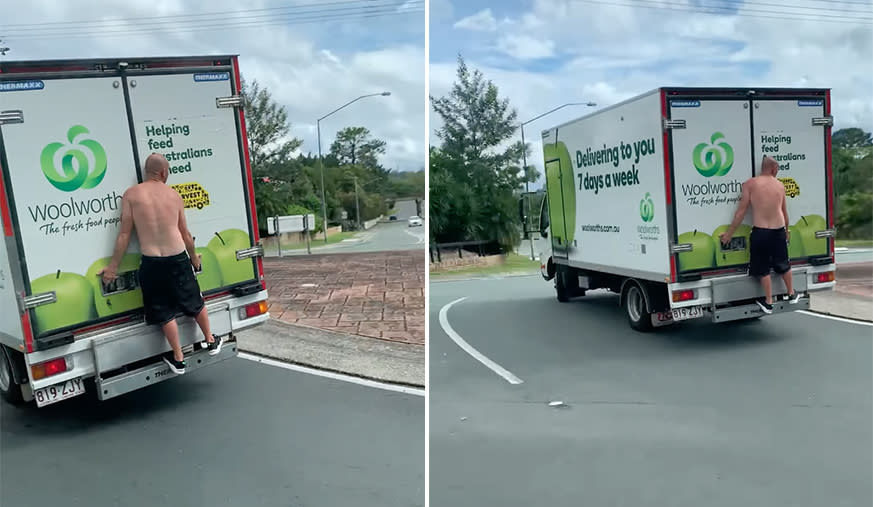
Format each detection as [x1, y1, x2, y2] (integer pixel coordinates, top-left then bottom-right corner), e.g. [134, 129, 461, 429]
[124, 181, 186, 257]
[746, 175, 787, 229]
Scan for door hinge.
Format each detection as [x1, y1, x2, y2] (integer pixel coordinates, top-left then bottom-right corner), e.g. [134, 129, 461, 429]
[815, 228, 836, 239]
[663, 118, 686, 130]
[671, 243, 693, 253]
[236, 245, 264, 260]
[812, 116, 833, 127]
[20, 291, 57, 311]
[216, 95, 243, 109]
[0, 110, 24, 125]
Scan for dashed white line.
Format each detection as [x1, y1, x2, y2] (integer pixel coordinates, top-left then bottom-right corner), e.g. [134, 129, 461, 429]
[238, 352, 425, 396]
[797, 311, 873, 327]
[438, 297, 524, 385]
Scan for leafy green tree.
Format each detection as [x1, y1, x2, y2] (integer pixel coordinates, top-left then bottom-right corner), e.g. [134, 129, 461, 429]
[429, 54, 525, 250]
[330, 126, 387, 169]
[833, 127, 873, 149]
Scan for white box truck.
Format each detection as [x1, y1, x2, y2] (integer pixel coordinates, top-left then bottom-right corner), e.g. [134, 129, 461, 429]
[0, 55, 269, 407]
[525, 87, 837, 331]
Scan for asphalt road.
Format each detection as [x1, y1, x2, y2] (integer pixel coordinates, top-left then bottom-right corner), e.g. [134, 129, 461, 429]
[837, 247, 873, 264]
[429, 276, 873, 507]
[391, 199, 420, 221]
[1, 356, 424, 507]
[313, 221, 424, 254]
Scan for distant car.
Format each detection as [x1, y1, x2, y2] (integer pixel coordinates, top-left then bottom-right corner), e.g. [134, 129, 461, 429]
[407, 216, 423, 227]
[389, 215, 397, 221]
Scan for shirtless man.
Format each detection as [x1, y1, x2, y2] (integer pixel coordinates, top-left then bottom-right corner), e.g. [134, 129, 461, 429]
[99, 153, 222, 374]
[719, 156, 802, 314]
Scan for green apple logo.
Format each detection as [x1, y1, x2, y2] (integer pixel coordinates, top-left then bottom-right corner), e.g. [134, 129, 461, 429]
[207, 229, 256, 286]
[795, 214, 828, 256]
[40, 125, 108, 192]
[543, 141, 576, 247]
[676, 229, 716, 271]
[195, 247, 223, 292]
[692, 132, 734, 178]
[640, 192, 654, 222]
[30, 270, 97, 335]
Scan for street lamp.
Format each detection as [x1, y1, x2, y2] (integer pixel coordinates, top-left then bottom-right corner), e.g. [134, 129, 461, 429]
[520, 101, 597, 259]
[317, 91, 391, 242]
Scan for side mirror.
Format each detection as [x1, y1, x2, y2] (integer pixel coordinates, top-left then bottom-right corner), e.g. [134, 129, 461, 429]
[518, 198, 526, 224]
[541, 229, 548, 238]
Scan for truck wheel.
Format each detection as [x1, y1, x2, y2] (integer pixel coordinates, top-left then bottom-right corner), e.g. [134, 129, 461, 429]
[624, 283, 653, 332]
[555, 270, 570, 302]
[0, 347, 25, 405]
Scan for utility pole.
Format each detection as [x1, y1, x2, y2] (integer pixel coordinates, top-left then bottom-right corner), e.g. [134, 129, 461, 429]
[354, 175, 361, 230]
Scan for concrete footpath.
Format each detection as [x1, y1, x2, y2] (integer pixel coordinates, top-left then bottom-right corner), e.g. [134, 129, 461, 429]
[809, 261, 872, 322]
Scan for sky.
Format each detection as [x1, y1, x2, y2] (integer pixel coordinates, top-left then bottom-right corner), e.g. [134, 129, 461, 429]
[429, 0, 873, 189]
[0, 0, 426, 171]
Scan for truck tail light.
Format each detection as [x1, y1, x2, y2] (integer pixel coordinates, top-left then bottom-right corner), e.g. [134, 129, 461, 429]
[672, 289, 695, 302]
[816, 271, 834, 283]
[239, 301, 268, 320]
[31, 357, 70, 380]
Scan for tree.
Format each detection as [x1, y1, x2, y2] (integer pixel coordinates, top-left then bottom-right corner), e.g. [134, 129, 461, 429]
[329, 126, 387, 168]
[429, 54, 526, 250]
[240, 77, 303, 168]
[833, 127, 873, 149]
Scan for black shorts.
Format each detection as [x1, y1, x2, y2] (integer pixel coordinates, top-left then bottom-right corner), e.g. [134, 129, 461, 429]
[749, 226, 790, 277]
[139, 251, 204, 326]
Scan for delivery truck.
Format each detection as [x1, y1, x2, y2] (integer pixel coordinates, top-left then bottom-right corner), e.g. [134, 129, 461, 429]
[524, 87, 837, 331]
[0, 55, 269, 407]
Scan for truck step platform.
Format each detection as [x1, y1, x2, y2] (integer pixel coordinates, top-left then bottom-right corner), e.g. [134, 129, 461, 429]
[96, 336, 238, 401]
[712, 297, 811, 323]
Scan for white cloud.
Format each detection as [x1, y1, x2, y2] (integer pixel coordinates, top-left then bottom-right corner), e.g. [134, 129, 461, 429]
[1, 0, 425, 171]
[431, 0, 873, 187]
[453, 9, 498, 32]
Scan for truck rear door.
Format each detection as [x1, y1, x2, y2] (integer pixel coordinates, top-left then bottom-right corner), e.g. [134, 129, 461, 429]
[666, 89, 833, 278]
[125, 69, 259, 293]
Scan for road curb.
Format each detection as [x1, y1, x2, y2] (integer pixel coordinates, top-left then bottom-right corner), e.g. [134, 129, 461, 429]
[236, 318, 425, 387]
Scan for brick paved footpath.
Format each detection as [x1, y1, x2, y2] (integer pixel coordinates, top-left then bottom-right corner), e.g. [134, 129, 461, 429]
[263, 251, 425, 345]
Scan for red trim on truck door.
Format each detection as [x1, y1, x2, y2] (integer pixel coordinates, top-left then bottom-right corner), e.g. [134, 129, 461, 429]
[21, 312, 34, 353]
[0, 159, 12, 237]
[231, 56, 266, 290]
[660, 90, 676, 283]
[825, 90, 834, 257]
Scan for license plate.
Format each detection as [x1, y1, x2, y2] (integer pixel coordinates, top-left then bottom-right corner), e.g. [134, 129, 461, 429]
[656, 305, 704, 323]
[34, 377, 86, 407]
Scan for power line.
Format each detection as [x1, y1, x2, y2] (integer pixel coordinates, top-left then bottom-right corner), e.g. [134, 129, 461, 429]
[716, 0, 872, 12]
[569, 0, 872, 24]
[2, 3, 424, 41]
[1, 0, 417, 30]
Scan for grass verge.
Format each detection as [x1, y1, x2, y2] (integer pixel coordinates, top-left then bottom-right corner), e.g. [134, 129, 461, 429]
[836, 239, 873, 249]
[430, 253, 541, 278]
[263, 231, 358, 255]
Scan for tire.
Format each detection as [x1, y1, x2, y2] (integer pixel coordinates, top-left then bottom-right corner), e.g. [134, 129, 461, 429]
[0, 347, 25, 406]
[624, 282, 653, 332]
[556, 271, 569, 302]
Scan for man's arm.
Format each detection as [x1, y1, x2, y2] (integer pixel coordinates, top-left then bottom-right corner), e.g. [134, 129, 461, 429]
[100, 193, 134, 282]
[177, 197, 198, 266]
[781, 190, 790, 240]
[722, 179, 752, 241]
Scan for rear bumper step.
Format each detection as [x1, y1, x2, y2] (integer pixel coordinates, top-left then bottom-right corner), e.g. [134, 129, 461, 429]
[96, 337, 238, 401]
[711, 297, 811, 323]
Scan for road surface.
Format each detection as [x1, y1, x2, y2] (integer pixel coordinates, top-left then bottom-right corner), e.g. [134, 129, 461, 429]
[391, 199, 420, 221]
[295, 221, 424, 255]
[1, 355, 424, 507]
[429, 276, 872, 507]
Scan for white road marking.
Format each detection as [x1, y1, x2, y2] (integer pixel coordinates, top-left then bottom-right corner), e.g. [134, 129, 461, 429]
[404, 229, 425, 244]
[238, 352, 425, 396]
[797, 311, 873, 327]
[438, 297, 524, 385]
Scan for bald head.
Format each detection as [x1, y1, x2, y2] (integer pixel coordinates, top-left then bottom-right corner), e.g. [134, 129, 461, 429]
[761, 156, 779, 176]
[144, 153, 169, 182]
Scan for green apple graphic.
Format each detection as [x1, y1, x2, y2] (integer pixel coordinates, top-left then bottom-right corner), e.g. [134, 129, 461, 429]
[712, 223, 752, 266]
[795, 214, 828, 256]
[787, 225, 805, 258]
[543, 141, 576, 246]
[677, 230, 716, 270]
[30, 271, 97, 335]
[86, 253, 144, 318]
[194, 247, 222, 291]
[207, 228, 255, 286]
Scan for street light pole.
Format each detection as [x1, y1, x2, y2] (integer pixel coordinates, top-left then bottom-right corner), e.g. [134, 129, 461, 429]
[316, 91, 391, 242]
[520, 101, 597, 260]
[354, 175, 361, 230]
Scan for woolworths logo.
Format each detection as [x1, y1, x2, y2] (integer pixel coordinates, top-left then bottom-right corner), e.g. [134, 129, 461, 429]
[692, 132, 734, 178]
[40, 125, 108, 192]
[639, 192, 654, 222]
